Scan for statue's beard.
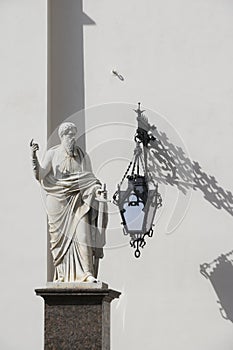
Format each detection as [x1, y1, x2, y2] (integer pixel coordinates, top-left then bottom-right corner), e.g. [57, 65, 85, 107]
[62, 137, 75, 157]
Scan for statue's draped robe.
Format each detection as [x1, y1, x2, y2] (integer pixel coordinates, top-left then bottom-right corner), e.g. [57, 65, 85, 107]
[41, 145, 107, 282]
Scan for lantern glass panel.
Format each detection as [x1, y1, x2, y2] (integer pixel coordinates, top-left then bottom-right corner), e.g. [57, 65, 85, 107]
[123, 194, 145, 232]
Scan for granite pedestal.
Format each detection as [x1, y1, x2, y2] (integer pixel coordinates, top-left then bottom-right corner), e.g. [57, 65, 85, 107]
[35, 283, 121, 350]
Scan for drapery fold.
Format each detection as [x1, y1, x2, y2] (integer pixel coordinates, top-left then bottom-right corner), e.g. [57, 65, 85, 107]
[41, 145, 107, 282]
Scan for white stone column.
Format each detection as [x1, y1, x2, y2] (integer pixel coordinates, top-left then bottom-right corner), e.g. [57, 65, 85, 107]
[47, 0, 95, 280]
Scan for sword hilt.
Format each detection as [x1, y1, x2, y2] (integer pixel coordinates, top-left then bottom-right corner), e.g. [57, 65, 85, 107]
[95, 183, 110, 202]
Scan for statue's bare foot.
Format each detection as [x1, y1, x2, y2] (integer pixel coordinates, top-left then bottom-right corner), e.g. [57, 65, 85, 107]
[86, 275, 98, 283]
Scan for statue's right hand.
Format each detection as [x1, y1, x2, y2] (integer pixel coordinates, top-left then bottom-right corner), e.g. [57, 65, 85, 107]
[30, 139, 39, 154]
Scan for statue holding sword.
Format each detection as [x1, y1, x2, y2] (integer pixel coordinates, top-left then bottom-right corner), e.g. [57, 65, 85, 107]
[30, 122, 108, 283]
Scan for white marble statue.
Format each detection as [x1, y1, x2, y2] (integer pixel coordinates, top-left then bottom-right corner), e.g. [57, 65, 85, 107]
[30, 122, 108, 283]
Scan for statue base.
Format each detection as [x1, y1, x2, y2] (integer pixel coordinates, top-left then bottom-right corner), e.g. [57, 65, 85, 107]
[35, 284, 121, 350]
[46, 281, 109, 289]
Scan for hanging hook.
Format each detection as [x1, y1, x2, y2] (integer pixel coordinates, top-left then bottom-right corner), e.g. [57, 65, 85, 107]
[111, 69, 125, 81]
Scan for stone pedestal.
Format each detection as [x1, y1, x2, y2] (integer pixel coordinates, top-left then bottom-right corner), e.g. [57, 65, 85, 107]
[35, 284, 121, 350]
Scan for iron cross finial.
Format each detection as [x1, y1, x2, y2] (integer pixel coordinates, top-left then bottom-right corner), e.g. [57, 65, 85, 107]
[134, 102, 145, 118]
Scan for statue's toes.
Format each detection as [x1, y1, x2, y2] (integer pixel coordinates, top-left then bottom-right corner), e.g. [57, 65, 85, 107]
[86, 275, 98, 283]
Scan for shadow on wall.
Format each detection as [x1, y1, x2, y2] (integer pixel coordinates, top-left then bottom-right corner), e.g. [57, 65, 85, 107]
[48, 0, 95, 149]
[142, 119, 233, 216]
[200, 252, 233, 323]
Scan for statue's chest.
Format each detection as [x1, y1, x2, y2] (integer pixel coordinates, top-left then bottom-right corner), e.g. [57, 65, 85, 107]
[52, 150, 82, 177]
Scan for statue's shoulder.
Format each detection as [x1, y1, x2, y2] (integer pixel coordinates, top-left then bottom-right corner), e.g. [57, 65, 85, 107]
[45, 145, 59, 158]
[47, 145, 60, 152]
[74, 143, 86, 157]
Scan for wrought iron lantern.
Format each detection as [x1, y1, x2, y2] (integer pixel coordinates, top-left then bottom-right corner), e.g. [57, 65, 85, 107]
[113, 103, 162, 258]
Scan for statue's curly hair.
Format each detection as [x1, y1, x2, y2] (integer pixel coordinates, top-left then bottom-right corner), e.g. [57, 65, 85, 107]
[58, 122, 77, 139]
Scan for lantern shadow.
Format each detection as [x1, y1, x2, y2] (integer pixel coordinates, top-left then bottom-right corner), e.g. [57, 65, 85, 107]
[143, 121, 233, 217]
[200, 252, 233, 323]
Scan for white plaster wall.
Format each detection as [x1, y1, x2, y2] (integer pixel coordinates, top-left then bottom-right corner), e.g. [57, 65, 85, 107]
[1, 1, 233, 350]
[0, 1, 47, 349]
[83, 1, 233, 349]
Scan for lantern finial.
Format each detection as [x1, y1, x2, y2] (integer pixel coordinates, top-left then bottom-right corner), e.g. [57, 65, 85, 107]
[134, 102, 145, 119]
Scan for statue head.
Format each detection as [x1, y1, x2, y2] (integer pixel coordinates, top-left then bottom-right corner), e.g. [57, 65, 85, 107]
[58, 122, 77, 140]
